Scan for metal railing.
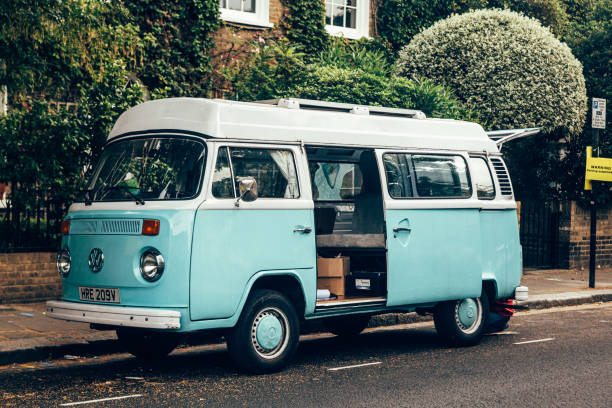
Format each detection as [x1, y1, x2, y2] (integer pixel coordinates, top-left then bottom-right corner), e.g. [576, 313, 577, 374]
[0, 190, 70, 252]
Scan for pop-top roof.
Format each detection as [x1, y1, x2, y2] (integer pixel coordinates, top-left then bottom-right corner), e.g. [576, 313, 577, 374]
[108, 98, 498, 153]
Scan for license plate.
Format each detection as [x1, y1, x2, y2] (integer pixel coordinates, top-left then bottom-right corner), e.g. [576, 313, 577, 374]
[79, 287, 120, 303]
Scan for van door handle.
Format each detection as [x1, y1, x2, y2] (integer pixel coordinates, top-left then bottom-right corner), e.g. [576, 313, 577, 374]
[293, 227, 312, 234]
[393, 227, 412, 233]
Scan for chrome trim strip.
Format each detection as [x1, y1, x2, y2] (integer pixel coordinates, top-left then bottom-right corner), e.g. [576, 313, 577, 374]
[315, 297, 387, 311]
[45, 300, 181, 330]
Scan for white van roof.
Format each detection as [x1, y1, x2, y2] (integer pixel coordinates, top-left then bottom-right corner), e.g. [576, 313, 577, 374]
[108, 98, 499, 153]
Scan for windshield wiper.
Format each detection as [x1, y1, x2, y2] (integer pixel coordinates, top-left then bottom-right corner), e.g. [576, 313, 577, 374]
[105, 186, 146, 205]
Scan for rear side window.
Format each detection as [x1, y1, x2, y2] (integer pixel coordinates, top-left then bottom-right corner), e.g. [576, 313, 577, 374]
[212, 146, 299, 199]
[411, 155, 471, 198]
[469, 157, 495, 199]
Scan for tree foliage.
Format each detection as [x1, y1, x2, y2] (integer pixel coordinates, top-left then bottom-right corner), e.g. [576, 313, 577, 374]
[227, 39, 477, 121]
[559, 0, 612, 203]
[283, 66, 478, 121]
[124, 0, 220, 97]
[396, 8, 586, 134]
[280, 0, 328, 56]
[0, 0, 142, 103]
[377, 0, 570, 52]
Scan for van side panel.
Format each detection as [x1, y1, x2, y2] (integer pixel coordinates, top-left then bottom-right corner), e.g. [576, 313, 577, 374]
[479, 210, 508, 297]
[479, 209, 521, 298]
[189, 209, 316, 321]
[385, 209, 482, 306]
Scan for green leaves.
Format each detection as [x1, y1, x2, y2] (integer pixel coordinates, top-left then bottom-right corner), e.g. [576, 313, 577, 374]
[280, 0, 328, 57]
[396, 9, 587, 135]
[124, 0, 220, 98]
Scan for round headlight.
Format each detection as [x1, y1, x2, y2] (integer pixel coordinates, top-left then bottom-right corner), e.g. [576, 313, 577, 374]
[56, 249, 71, 278]
[140, 249, 165, 282]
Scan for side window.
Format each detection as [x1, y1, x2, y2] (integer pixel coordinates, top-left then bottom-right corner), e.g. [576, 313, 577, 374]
[229, 148, 299, 198]
[469, 157, 495, 200]
[411, 155, 471, 198]
[383, 153, 412, 198]
[212, 147, 234, 198]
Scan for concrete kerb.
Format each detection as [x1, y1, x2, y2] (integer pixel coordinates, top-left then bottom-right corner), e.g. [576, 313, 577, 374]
[1, 291, 611, 366]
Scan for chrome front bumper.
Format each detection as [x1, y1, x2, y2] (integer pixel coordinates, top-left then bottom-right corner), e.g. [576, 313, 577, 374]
[46, 301, 181, 330]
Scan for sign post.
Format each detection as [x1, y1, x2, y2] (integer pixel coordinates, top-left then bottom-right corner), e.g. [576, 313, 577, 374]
[585, 98, 607, 288]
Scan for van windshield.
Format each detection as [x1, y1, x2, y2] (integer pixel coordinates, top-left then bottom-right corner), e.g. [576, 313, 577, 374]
[82, 137, 206, 202]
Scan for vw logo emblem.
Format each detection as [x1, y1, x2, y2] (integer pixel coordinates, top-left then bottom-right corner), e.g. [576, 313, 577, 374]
[88, 248, 104, 273]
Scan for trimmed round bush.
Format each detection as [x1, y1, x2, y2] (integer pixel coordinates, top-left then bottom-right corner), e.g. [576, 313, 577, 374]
[396, 9, 587, 134]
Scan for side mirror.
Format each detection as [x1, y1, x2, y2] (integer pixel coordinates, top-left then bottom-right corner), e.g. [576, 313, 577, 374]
[235, 177, 258, 207]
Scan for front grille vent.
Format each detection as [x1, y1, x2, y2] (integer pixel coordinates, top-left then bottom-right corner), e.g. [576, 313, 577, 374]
[489, 157, 513, 196]
[70, 219, 142, 235]
[100, 220, 141, 234]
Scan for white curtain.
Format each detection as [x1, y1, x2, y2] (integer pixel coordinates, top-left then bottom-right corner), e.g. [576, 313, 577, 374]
[270, 150, 299, 198]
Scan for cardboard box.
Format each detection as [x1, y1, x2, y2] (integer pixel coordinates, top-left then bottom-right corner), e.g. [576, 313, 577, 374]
[317, 256, 350, 277]
[317, 276, 345, 298]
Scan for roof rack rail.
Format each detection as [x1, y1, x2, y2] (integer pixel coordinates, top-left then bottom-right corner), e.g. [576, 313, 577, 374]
[486, 127, 541, 148]
[255, 98, 427, 119]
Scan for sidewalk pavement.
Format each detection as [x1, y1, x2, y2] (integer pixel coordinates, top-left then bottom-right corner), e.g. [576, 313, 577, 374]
[1, 268, 611, 366]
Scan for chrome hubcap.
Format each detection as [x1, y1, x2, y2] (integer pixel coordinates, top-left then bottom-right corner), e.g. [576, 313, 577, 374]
[455, 297, 483, 334]
[251, 307, 289, 359]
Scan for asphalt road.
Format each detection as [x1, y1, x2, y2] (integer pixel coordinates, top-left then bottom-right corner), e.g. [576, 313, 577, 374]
[1, 303, 610, 408]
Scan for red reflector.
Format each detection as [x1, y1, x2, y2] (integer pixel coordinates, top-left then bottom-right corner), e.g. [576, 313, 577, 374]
[142, 219, 160, 236]
[61, 220, 70, 235]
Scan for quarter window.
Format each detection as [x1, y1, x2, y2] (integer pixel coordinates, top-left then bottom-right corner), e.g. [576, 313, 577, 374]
[324, 0, 369, 39]
[212, 147, 234, 199]
[411, 155, 471, 198]
[212, 147, 299, 199]
[383, 154, 412, 198]
[469, 157, 496, 199]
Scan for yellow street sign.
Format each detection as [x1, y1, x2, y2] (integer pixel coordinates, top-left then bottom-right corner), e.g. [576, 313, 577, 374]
[585, 146, 612, 190]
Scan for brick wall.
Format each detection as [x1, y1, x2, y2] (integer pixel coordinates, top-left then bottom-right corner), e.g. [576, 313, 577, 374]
[0, 252, 61, 304]
[568, 201, 612, 270]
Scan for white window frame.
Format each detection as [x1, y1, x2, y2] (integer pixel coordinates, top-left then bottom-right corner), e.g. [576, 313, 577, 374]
[219, 0, 272, 28]
[325, 0, 370, 40]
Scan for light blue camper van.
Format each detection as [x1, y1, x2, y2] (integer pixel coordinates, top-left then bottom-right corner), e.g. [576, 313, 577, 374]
[47, 98, 528, 373]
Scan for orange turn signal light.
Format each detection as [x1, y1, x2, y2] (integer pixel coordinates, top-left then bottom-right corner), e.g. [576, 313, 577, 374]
[60, 220, 71, 235]
[142, 219, 160, 236]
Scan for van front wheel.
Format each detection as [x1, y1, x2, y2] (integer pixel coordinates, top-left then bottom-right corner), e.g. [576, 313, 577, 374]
[434, 291, 489, 347]
[227, 289, 300, 374]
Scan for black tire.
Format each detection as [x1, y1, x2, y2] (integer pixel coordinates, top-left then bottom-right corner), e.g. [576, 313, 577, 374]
[116, 328, 180, 360]
[325, 315, 370, 337]
[226, 289, 300, 374]
[434, 290, 490, 347]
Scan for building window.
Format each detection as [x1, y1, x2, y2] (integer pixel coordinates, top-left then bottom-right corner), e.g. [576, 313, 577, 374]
[219, 0, 271, 28]
[325, 0, 369, 40]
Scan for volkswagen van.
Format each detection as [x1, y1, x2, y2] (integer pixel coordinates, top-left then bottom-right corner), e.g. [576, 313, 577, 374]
[46, 98, 528, 373]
